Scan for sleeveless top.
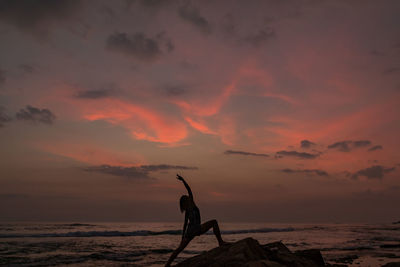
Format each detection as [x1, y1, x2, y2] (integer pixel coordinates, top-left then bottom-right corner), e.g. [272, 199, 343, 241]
[187, 205, 201, 227]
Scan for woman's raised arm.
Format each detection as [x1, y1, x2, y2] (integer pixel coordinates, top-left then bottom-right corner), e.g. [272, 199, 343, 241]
[177, 174, 193, 199]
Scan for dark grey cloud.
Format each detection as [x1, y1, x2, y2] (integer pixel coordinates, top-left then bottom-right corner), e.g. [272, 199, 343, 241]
[106, 32, 172, 61]
[84, 165, 150, 179]
[16, 105, 56, 125]
[75, 89, 115, 99]
[98, 5, 115, 22]
[179, 60, 198, 71]
[276, 150, 319, 159]
[178, 2, 211, 34]
[370, 49, 384, 56]
[352, 165, 395, 179]
[137, 0, 172, 8]
[281, 168, 328, 176]
[156, 31, 174, 52]
[241, 28, 275, 47]
[353, 140, 371, 148]
[18, 64, 34, 73]
[383, 67, 400, 74]
[164, 85, 186, 96]
[83, 164, 198, 179]
[220, 13, 236, 36]
[220, 13, 275, 47]
[224, 150, 269, 158]
[140, 164, 198, 172]
[328, 141, 352, 152]
[0, 106, 11, 127]
[0, 68, 5, 86]
[0, 0, 79, 34]
[342, 170, 352, 178]
[368, 145, 383, 152]
[300, 140, 316, 149]
[328, 140, 371, 152]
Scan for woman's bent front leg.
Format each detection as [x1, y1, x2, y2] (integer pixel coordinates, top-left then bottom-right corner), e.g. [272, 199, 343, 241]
[200, 219, 225, 246]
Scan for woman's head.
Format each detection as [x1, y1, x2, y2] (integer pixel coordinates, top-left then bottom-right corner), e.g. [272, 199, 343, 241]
[179, 195, 189, 212]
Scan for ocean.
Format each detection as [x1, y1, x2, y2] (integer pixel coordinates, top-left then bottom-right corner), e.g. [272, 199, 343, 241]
[1, 222, 399, 266]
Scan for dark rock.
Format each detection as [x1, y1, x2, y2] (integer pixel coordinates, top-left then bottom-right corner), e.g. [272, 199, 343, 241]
[380, 244, 400, 248]
[262, 242, 291, 254]
[261, 241, 325, 267]
[331, 255, 358, 264]
[175, 238, 269, 267]
[174, 238, 327, 267]
[382, 263, 400, 267]
[295, 249, 326, 266]
[375, 253, 400, 259]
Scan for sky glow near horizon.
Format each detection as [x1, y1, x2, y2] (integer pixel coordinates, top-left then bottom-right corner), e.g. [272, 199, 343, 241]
[0, 0, 399, 222]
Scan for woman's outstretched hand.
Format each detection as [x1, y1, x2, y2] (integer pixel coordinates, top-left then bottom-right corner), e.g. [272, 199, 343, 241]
[177, 174, 184, 181]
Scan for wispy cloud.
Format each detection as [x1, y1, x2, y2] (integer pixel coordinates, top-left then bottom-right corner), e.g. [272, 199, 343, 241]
[240, 28, 276, 47]
[353, 140, 372, 148]
[178, 2, 211, 34]
[106, 32, 172, 61]
[164, 85, 186, 96]
[368, 145, 383, 152]
[80, 98, 187, 144]
[0, 0, 80, 36]
[383, 67, 400, 74]
[352, 165, 395, 179]
[0, 106, 12, 127]
[18, 64, 34, 73]
[276, 150, 319, 159]
[16, 105, 56, 125]
[224, 150, 269, 158]
[0, 68, 5, 86]
[75, 89, 116, 99]
[328, 140, 371, 152]
[300, 140, 316, 149]
[281, 168, 328, 176]
[83, 164, 198, 179]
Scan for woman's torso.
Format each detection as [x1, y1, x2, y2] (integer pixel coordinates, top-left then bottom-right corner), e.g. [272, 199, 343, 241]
[187, 204, 201, 226]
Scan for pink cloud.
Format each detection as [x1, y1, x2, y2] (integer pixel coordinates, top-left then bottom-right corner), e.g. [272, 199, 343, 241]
[184, 116, 216, 135]
[171, 81, 236, 117]
[79, 98, 188, 144]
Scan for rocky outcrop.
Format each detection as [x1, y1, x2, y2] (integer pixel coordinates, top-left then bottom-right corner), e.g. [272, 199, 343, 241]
[174, 237, 340, 267]
[382, 263, 400, 267]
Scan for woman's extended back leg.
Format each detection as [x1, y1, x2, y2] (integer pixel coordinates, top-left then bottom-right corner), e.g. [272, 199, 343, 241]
[165, 237, 191, 267]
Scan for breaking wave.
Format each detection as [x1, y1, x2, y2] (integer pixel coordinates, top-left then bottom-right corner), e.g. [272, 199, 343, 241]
[0, 227, 295, 238]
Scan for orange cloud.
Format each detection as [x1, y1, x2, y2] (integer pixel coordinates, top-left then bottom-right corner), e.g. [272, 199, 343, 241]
[79, 99, 188, 144]
[44, 85, 189, 145]
[217, 115, 236, 146]
[171, 61, 299, 146]
[171, 82, 236, 117]
[184, 116, 216, 135]
[237, 62, 299, 105]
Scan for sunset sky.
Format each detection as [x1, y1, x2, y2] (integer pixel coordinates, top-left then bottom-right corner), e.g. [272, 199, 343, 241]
[0, 0, 399, 223]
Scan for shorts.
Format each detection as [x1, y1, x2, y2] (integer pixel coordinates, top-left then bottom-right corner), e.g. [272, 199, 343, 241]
[185, 224, 201, 239]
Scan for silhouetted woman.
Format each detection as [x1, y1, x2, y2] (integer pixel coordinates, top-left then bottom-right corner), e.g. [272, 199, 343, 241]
[165, 174, 226, 266]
